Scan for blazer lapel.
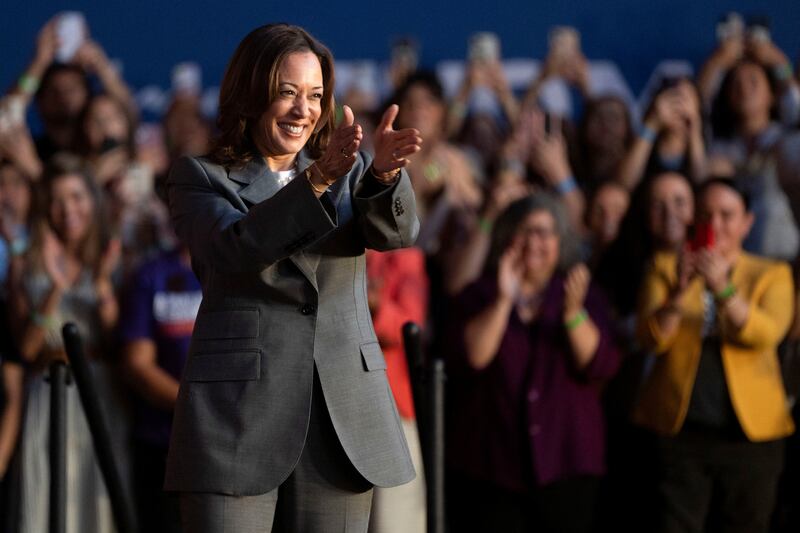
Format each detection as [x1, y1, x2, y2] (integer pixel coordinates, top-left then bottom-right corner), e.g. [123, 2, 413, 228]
[228, 151, 320, 292]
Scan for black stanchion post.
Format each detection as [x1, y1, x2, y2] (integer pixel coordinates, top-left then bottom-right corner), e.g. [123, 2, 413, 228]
[428, 358, 446, 533]
[402, 321, 445, 533]
[61, 323, 136, 533]
[48, 361, 68, 533]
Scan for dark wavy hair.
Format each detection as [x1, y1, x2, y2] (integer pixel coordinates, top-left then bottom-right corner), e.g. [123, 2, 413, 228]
[210, 23, 336, 167]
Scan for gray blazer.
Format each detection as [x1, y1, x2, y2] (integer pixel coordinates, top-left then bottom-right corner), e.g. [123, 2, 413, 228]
[163, 150, 418, 496]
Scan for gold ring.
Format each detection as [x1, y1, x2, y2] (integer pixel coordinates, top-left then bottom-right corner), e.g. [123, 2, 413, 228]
[341, 148, 348, 156]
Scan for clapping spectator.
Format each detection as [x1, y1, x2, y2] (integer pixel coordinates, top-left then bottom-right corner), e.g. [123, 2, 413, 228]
[634, 178, 794, 533]
[447, 194, 619, 533]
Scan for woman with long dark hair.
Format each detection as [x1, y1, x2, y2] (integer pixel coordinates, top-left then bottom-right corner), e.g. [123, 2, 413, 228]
[164, 24, 423, 532]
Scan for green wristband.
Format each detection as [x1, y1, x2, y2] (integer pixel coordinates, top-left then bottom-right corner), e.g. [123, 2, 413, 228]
[18, 73, 39, 94]
[565, 309, 588, 330]
[715, 282, 736, 301]
[478, 217, 493, 234]
[31, 311, 58, 329]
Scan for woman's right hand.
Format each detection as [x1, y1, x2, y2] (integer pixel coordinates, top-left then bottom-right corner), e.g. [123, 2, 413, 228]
[42, 229, 70, 290]
[668, 247, 695, 307]
[314, 105, 362, 181]
[497, 241, 524, 302]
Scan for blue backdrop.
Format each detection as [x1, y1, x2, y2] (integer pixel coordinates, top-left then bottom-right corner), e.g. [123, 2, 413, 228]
[2, 0, 800, 97]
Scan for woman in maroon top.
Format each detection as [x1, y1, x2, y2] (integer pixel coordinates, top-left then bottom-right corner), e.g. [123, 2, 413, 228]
[447, 193, 620, 533]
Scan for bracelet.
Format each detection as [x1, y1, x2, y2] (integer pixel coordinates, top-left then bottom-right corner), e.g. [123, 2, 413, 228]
[18, 73, 40, 95]
[639, 124, 658, 143]
[31, 310, 58, 329]
[308, 163, 336, 186]
[565, 309, 588, 330]
[773, 63, 794, 83]
[478, 217, 493, 234]
[304, 168, 327, 194]
[714, 282, 736, 302]
[9, 236, 28, 257]
[555, 175, 578, 195]
[371, 166, 401, 184]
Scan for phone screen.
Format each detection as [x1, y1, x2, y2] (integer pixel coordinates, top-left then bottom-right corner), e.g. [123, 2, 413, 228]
[55, 12, 87, 63]
[689, 222, 715, 251]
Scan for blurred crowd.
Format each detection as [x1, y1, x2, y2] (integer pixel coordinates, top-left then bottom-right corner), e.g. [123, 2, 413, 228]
[2, 11, 800, 533]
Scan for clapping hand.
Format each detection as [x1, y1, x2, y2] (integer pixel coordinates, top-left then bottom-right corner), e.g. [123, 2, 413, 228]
[497, 240, 524, 302]
[315, 105, 362, 181]
[563, 263, 590, 318]
[694, 248, 732, 295]
[372, 104, 422, 177]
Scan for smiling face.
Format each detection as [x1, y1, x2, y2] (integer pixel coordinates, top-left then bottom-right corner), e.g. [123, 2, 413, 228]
[515, 209, 561, 282]
[648, 172, 694, 250]
[49, 173, 96, 246]
[697, 183, 753, 258]
[252, 51, 324, 160]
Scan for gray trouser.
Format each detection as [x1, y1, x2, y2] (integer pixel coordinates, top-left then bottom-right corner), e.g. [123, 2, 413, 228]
[179, 371, 373, 533]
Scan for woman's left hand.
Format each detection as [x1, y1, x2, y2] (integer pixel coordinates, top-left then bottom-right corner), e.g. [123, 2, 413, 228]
[694, 248, 731, 294]
[563, 263, 591, 318]
[372, 104, 423, 175]
[97, 237, 122, 281]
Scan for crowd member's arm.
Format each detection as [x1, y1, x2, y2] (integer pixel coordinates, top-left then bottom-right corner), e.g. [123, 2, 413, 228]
[523, 49, 591, 110]
[119, 260, 181, 411]
[464, 245, 520, 370]
[0, 361, 23, 479]
[697, 38, 744, 110]
[696, 251, 794, 349]
[486, 61, 519, 125]
[681, 82, 708, 182]
[9, 231, 68, 362]
[94, 238, 120, 332]
[747, 39, 800, 126]
[0, 124, 43, 180]
[73, 40, 138, 122]
[368, 250, 428, 348]
[445, 179, 530, 296]
[637, 251, 694, 353]
[563, 264, 600, 370]
[527, 111, 585, 232]
[124, 340, 179, 411]
[7, 18, 57, 105]
[446, 63, 479, 138]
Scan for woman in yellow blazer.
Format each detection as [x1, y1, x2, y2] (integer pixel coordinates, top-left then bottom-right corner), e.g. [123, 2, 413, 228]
[634, 177, 794, 533]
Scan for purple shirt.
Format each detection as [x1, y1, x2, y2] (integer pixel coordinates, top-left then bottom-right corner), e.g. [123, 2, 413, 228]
[120, 250, 201, 448]
[446, 272, 620, 490]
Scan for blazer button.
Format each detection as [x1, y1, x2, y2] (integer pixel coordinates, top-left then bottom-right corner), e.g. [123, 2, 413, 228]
[300, 304, 316, 316]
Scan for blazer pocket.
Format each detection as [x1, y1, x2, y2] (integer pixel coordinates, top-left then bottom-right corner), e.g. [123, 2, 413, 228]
[193, 308, 259, 340]
[185, 350, 261, 382]
[361, 342, 387, 371]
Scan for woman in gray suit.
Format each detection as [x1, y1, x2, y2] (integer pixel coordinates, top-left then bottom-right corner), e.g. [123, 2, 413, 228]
[165, 23, 423, 532]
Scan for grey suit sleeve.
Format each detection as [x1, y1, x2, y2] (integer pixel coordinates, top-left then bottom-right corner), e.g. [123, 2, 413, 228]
[351, 153, 420, 251]
[167, 156, 338, 273]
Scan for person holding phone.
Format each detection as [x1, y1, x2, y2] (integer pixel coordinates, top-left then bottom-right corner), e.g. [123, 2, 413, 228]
[9, 15, 137, 162]
[165, 24, 422, 532]
[616, 77, 707, 190]
[446, 32, 519, 140]
[634, 177, 794, 533]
